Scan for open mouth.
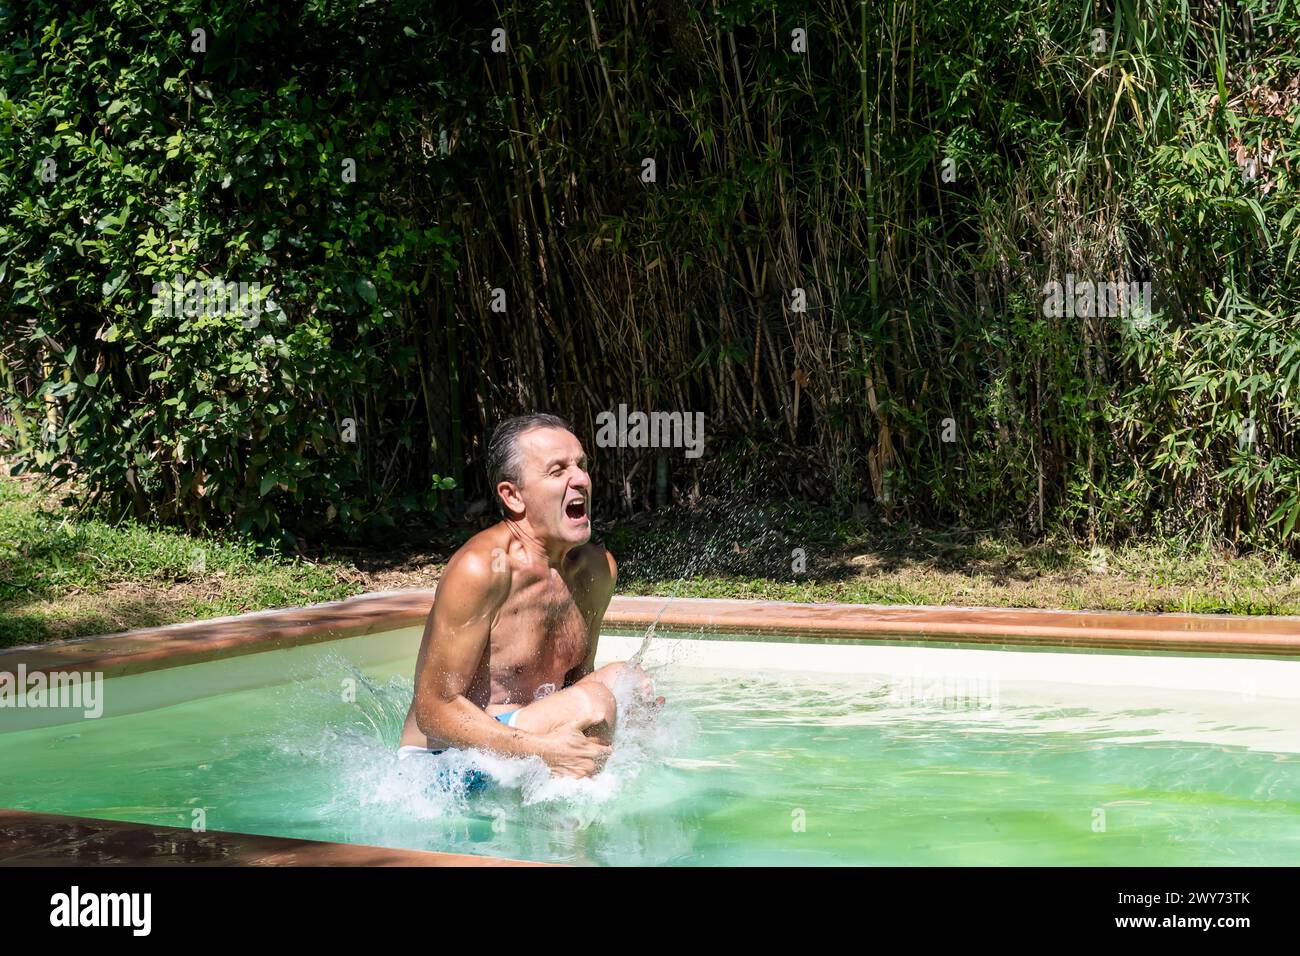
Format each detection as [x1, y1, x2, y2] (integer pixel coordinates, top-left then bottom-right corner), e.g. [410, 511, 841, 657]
[564, 496, 589, 523]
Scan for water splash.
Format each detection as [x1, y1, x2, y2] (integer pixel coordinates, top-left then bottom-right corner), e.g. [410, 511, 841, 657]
[628, 599, 671, 668]
[617, 495, 809, 668]
[271, 653, 696, 835]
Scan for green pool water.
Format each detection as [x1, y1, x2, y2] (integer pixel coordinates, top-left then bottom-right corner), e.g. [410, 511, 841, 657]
[1, 644, 1298, 865]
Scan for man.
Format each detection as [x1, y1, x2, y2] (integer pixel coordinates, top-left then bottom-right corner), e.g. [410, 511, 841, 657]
[398, 412, 659, 779]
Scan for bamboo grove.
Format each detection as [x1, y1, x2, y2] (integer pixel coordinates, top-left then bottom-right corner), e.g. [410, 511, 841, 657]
[2, 0, 1299, 545]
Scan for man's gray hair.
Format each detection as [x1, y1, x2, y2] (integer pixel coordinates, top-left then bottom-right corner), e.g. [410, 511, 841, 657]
[486, 412, 574, 511]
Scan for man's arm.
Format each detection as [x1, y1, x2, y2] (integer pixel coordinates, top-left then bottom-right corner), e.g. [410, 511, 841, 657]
[565, 546, 617, 687]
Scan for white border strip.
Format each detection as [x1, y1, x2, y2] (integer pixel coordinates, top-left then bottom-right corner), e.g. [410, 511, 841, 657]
[595, 634, 1300, 700]
[8, 626, 1297, 734]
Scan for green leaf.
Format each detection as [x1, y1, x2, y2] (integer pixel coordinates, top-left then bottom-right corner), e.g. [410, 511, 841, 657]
[1284, 500, 1300, 538]
[101, 270, 126, 299]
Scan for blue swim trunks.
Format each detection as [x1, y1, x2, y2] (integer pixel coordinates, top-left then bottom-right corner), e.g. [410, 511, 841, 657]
[396, 711, 519, 793]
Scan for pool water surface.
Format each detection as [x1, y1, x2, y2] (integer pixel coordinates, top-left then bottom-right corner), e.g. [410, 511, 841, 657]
[1, 636, 1297, 866]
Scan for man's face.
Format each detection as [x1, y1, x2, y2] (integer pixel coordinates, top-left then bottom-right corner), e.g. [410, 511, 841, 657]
[503, 427, 592, 545]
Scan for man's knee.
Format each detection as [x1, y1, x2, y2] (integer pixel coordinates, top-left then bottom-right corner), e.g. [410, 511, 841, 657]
[586, 660, 653, 698]
[577, 682, 617, 728]
[588, 660, 637, 687]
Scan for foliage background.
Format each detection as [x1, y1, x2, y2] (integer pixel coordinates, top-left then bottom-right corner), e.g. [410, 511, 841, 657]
[2, 0, 1299, 546]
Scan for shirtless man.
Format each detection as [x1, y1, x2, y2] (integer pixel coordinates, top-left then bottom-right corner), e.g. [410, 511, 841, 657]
[397, 412, 659, 779]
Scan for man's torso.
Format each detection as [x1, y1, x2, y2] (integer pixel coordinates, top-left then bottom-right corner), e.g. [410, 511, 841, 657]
[459, 527, 605, 711]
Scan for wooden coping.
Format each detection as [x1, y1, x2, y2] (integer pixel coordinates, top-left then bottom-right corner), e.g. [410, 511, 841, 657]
[0, 809, 549, 867]
[3, 590, 1300, 680]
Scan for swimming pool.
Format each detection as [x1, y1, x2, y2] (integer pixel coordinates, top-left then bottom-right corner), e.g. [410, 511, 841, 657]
[2, 603, 1298, 866]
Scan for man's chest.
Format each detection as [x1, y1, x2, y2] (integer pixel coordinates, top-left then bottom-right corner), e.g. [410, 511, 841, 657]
[489, 580, 590, 675]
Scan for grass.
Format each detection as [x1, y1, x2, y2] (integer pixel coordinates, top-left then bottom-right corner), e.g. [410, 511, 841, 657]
[603, 503, 1300, 616]
[5, 472, 1300, 648]
[0, 474, 363, 647]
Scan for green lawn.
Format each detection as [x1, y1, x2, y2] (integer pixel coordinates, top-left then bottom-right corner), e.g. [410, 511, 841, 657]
[4, 471, 1300, 648]
[605, 503, 1300, 616]
[0, 474, 362, 647]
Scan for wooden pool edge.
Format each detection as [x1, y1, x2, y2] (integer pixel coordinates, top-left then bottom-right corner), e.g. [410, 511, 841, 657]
[0, 809, 552, 867]
[5, 590, 1300, 680]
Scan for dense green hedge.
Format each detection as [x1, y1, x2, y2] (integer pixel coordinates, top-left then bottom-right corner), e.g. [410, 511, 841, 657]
[1, 0, 468, 538]
[3, 0, 1300, 546]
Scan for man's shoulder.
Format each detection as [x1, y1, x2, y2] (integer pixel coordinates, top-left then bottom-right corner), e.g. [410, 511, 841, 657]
[571, 540, 617, 587]
[441, 526, 513, 595]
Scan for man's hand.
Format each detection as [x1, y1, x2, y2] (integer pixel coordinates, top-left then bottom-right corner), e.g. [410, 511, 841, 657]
[537, 723, 613, 779]
[607, 661, 664, 709]
[627, 665, 665, 707]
